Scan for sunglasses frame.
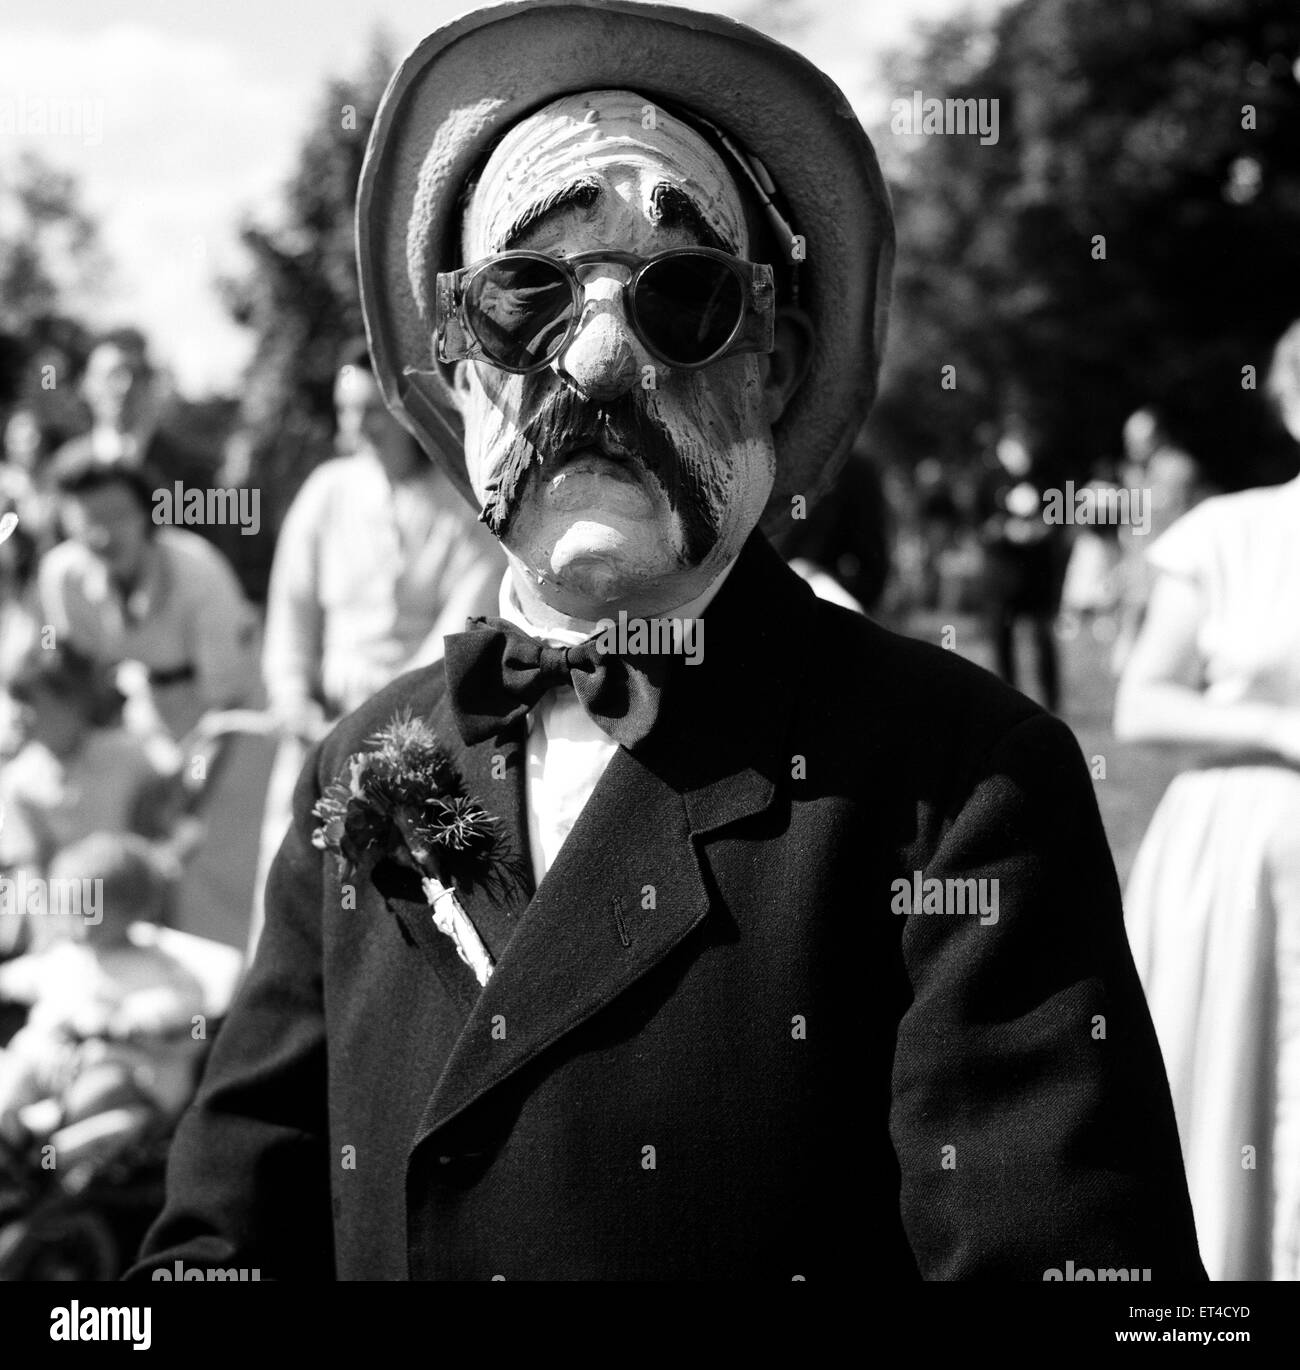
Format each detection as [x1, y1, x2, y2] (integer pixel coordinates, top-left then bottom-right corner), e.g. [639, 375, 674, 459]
[434, 247, 775, 374]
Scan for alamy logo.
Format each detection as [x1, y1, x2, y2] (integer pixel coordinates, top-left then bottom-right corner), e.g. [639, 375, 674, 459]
[1043, 1262, 1152, 1281]
[1042, 482, 1151, 534]
[152, 482, 261, 536]
[891, 871, 999, 925]
[593, 611, 703, 665]
[891, 90, 1000, 145]
[151, 1260, 261, 1281]
[50, 1303, 150, 1349]
[0, 94, 104, 147]
[0, 873, 102, 925]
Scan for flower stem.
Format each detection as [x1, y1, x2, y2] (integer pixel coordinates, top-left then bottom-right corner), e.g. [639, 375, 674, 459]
[420, 875, 493, 986]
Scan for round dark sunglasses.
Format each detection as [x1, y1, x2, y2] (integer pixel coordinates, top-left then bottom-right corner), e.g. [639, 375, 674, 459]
[434, 248, 776, 374]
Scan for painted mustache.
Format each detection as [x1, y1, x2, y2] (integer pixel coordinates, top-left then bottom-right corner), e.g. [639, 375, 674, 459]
[478, 381, 721, 564]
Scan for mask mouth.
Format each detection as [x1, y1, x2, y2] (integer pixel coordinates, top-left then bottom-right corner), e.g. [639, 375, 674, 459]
[531, 441, 656, 506]
[552, 434, 638, 470]
[481, 384, 719, 561]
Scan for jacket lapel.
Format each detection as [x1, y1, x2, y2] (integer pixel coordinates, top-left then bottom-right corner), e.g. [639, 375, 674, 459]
[410, 533, 814, 1149]
[412, 740, 714, 1146]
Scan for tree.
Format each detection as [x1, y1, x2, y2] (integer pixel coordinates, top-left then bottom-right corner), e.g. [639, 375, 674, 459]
[870, 0, 1300, 490]
[0, 152, 103, 424]
[0, 151, 105, 334]
[221, 36, 397, 548]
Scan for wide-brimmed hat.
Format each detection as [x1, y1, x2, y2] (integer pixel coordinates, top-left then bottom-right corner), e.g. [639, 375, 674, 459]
[357, 0, 894, 530]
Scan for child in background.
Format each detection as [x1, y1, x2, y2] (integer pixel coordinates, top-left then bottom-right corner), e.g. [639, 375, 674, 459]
[0, 833, 206, 1169]
[0, 643, 179, 957]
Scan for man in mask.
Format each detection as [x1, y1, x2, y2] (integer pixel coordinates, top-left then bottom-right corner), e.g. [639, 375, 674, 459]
[130, 1, 1204, 1281]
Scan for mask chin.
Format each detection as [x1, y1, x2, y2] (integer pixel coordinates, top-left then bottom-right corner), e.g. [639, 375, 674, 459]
[507, 498, 690, 608]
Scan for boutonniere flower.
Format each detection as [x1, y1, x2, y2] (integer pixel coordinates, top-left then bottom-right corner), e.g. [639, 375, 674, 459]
[311, 711, 499, 985]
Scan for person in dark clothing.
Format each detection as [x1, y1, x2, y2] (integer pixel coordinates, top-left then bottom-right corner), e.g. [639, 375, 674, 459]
[125, 1, 1203, 1282]
[976, 423, 1067, 712]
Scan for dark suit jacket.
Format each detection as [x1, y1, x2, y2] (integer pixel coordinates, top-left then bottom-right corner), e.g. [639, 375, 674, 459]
[129, 533, 1206, 1280]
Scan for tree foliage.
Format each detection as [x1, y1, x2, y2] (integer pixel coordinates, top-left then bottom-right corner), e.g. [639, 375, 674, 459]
[0, 152, 102, 412]
[222, 36, 396, 531]
[870, 0, 1300, 489]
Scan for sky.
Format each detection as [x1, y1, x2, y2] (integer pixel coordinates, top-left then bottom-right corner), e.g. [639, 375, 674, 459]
[0, 0, 1004, 395]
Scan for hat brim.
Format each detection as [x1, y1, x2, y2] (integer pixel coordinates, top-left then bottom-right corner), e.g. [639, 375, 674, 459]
[357, 0, 894, 532]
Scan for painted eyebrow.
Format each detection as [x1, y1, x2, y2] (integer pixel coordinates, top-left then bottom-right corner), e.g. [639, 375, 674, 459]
[503, 178, 602, 249]
[649, 183, 735, 254]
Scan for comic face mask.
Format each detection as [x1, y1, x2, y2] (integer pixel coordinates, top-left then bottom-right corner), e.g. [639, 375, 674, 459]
[451, 90, 777, 618]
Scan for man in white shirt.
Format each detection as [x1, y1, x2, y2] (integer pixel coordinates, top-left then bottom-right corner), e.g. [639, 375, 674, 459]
[38, 457, 256, 742]
[261, 341, 502, 736]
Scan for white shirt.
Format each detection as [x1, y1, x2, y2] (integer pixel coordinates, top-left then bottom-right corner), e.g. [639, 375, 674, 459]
[38, 528, 257, 740]
[496, 562, 736, 886]
[261, 453, 503, 716]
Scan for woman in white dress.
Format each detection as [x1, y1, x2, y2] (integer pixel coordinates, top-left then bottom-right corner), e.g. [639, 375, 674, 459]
[1115, 321, 1300, 1280]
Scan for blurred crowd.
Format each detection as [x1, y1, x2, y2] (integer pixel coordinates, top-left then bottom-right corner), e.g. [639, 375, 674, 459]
[2, 311, 1300, 1279]
[0, 329, 502, 1266]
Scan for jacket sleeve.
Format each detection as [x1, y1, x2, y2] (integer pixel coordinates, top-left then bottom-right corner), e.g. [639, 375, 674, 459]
[889, 710, 1207, 1280]
[125, 741, 335, 1280]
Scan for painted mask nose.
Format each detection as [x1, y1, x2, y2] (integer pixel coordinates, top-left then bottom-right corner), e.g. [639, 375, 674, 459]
[557, 308, 640, 401]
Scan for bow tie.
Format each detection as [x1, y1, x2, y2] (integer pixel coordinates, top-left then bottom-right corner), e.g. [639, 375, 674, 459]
[443, 616, 669, 748]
